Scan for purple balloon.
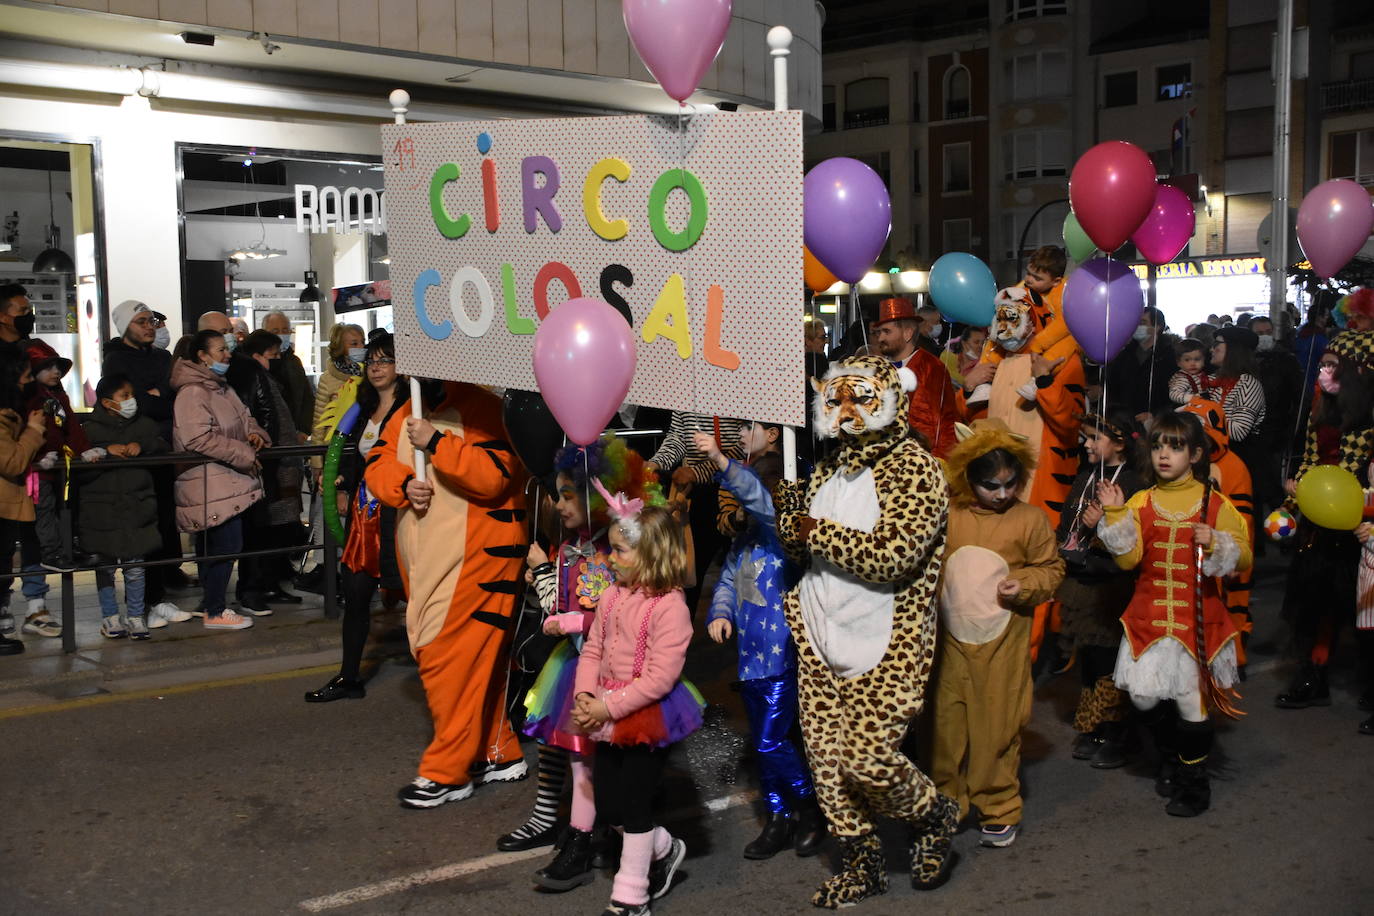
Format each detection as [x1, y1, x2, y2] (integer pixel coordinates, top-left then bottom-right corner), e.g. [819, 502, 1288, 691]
[623, 0, 732, 103]
[1131, 185, 1195, 265]
[532, 297, 637, 445]
[803, 158, 892, 284]
[1297, 178, 1374, 280]
[1062, 258, 1144, 364]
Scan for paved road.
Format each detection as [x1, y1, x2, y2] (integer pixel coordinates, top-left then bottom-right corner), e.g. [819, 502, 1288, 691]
[4, 559, 1371, 915]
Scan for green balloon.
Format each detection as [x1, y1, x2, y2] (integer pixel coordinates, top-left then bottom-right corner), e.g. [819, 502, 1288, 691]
[1063, 212, 1097, 263]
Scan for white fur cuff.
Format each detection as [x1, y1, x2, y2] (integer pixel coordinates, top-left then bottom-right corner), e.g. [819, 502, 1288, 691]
[1016, 380, 1039, 402]
[1201, 530, 1241, 578]
[1097, 514, 1137, 556]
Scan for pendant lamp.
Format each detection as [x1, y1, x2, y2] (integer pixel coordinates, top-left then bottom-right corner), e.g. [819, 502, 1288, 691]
[33, 155, 75, 274]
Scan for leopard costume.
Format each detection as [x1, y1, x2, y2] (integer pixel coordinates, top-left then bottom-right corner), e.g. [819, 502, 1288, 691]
[775, 355, 959, 909]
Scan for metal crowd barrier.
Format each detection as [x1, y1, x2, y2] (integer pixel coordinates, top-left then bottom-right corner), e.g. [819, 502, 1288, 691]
[49, 444, 343, 653]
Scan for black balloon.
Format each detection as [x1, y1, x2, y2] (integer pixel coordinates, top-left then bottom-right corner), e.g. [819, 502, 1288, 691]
[502, 388, 565, 485]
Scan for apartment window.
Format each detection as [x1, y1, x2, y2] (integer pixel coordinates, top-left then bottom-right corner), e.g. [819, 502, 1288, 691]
[1001, 202, 1070, 259]
[944, 218, 973, 252]
[822, 84, 836, 132]
[845, 77, 890, 129]
[1005, 50, 1069, 101]
[943, 142, 971, 193]
[944, 65, 971, 120]
[1352, 51, 1374, 81]
[1156, 63, 1192, 101]
[1330, 128, 1374, 185]
[852, 151, 891, 189]
[912, 149, 922, 194]
[1004, 0, 1068, 22]
[1002, 130, 1069, 180]
[1103, 71, 1137, 107]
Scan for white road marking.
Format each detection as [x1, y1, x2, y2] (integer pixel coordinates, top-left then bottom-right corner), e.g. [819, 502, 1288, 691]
[297, 791, 754, 911]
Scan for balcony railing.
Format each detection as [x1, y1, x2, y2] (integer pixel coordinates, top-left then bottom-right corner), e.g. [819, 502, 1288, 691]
[1322, 78, 1374, 113]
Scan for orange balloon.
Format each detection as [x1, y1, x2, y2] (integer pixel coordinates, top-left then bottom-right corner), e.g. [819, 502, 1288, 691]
[804, 247, 839, 294]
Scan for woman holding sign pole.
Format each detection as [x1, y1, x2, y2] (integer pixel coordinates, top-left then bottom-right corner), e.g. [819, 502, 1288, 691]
[365, 379, 531, 808]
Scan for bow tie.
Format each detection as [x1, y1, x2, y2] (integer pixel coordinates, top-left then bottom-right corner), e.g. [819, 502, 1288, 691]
[562, 542, 597, 563]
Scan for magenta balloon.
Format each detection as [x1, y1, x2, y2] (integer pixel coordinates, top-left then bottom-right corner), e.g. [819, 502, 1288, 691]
[1131, 185, 1195, 265]
[1069, 141, 1158, 253]
[1062, 258, 1145, 364]
[803, 158, 892, 283]
[532, 297, 637, 446]
[1296, 178, 1374, 280]
[623, 0, 732, 103]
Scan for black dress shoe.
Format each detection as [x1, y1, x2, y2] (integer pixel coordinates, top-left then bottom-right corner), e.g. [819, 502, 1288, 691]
[744, 812, 793, 860]
[0, 635, 24, 656]
[1072, 730, 1104, 760]
[1275, 663, 1331, 709]
[497, 822, 558, 852]
[265, 590, 303, 605]
[304, 675, 366, 703]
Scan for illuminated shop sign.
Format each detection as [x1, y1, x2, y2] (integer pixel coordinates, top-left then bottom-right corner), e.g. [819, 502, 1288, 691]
[1128, 257, 1267, 280]
[294, 184, 386, 235]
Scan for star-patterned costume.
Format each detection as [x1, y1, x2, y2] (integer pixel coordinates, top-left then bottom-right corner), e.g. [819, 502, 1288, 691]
[709, 458, 814, 817]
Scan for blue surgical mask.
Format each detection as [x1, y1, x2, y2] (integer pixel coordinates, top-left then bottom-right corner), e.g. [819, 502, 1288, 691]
[117, 397, 138, 419]
[348, 347, 367, 365]
[209, 360, 230, 376]
[277, 333, 293, 353]
[153, 326, 171, 350]
[224, 335, 238, 354]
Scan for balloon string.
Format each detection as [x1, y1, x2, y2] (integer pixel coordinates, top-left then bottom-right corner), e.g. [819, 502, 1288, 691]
[852, 287, 866, 352]
[1101, 252, 1111, 483]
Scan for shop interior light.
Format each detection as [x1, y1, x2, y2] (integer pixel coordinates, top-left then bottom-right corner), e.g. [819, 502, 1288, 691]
[299, 270, 321, 304]
[821, 280, 849, 295]
[33, 152, 75, 274]
[859, 271, 890, 293]
[179, 31, 216, 47]
[894, 270, 929, 293]
[227, 242, 285, 260]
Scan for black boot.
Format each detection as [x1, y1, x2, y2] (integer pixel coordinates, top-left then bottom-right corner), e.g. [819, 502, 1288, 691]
[811, 834, 887, 909]
[591, 823, 621, 870]
[793, 797, 827, 858]
[535, 827, 595, 891]
[1090, 721, 1128, 770]
[1139, 703, 1178, 798]
[1072, 728, 1104, 760]
[910, 793, 959, 891]
[1164, 720, 1213, 817]
[743, 812, 793, 860]
[1275, 661, 1331, 708]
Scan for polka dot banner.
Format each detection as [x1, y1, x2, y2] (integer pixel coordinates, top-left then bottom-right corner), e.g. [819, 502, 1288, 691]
[380, 112, 805, 427]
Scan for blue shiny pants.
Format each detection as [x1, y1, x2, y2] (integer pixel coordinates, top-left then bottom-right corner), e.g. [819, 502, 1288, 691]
[739, 673, 815, 814]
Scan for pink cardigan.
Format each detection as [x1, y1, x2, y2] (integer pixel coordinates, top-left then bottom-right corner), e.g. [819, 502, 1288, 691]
[574, 584, 692, 721]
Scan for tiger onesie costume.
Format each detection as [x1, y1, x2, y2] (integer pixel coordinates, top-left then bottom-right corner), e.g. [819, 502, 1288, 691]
[774, 355, 959, 909]
[366, 381, 529, 805]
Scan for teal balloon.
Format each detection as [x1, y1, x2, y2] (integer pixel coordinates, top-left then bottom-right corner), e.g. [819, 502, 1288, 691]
[1063, 212, 1097, 263]
[929, 252, 996, 326]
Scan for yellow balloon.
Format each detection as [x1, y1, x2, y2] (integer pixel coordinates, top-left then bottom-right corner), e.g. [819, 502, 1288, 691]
[1295, 465, 1364, 530]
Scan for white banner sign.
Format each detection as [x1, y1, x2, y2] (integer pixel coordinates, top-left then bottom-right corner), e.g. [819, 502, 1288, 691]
[380, 111, 805, 425]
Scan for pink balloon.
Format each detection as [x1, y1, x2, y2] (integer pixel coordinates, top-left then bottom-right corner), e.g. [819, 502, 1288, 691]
[1297, 178, 1374, 280]
[1131, 185, 1196, 265]
[623, 0, 732, 103]
[532, 298, 637, 446]
[1069, 141, 1158, 253]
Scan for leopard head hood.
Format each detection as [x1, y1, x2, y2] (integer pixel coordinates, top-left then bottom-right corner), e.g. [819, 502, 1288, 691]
[811, 356, 917, 458]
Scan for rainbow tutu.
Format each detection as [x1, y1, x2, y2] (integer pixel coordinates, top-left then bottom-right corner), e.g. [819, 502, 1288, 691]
[589, 678, 705, 749]
[522, 639, 592, 754]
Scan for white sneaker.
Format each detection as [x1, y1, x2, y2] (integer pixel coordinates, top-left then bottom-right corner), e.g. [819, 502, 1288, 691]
[22, 613, 61, 638]
[127, 615, 151, 640]
[100, 615, 128, 638]
[203, 610, 253, 631]
[149, 602, 192, 625]
[0, 612, 14, 636]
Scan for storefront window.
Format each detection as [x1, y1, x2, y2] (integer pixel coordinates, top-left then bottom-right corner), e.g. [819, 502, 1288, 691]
[0, 136, 106, 407]
[178, 144, 386, 378]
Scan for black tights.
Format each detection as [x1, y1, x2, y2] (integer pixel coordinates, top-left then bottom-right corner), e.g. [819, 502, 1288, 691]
[339, 564, 379, 681]
[593, 742, 668, 834]
[1078, 645, 1119, 688]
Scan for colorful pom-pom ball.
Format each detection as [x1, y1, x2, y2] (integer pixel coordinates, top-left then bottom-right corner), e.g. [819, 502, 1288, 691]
[1264, 507, 1297, 541]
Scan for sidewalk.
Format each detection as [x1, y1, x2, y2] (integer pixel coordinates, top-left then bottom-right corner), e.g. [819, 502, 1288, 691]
[0, 569, 400, 709]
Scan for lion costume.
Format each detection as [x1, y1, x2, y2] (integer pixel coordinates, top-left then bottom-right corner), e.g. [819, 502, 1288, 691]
[774, 355, 959, 909]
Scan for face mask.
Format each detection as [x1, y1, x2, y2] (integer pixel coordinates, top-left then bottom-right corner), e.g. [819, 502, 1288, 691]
[223, 335, 237, 354]
[1256, 334, 1274, 352]
[153, 326, 171, 349]
[13, 313, 35, 338]
[1132, 325, 1151, 342]
[209, 360, 230, 377]
[277, 333, 293, 353]
[117, 398, 137, 419]
[1318, 365, 1340, 394]
[348, 347, 367, 365]
[929, 323, 944, 339]
[997, 334, 1027, 352]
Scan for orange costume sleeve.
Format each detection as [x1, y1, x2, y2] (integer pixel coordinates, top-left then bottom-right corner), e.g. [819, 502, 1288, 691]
[978, 280, 1081, 368]
[1025, 351, 1087, 528]
[365, 382, 530, 786]
[907, 349, 959, 458]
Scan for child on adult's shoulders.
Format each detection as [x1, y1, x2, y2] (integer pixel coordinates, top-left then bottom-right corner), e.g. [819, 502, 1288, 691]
[1167, 338, 1208, 406]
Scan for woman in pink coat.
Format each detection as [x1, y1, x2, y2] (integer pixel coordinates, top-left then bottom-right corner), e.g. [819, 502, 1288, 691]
[171, 329, 270, 631]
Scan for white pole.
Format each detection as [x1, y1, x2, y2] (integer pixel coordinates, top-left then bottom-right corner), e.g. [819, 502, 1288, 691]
[390, 88, 429, 484]
[768, 25, 799, 484]
[1269, 0, 1293, 323]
